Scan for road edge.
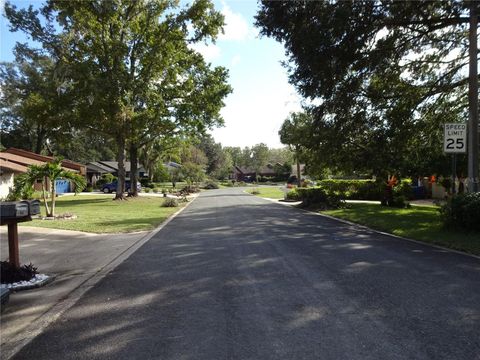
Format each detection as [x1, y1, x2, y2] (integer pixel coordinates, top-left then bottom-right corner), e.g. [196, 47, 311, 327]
[1, 196, 197, 360]
[260, 196, 480, 261]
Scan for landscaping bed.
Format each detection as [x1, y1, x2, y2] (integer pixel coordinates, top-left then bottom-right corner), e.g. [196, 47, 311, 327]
[22, 195, 185, 233]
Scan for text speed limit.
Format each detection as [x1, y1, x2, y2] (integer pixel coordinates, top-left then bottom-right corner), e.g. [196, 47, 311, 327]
[444, 123, 467, 153]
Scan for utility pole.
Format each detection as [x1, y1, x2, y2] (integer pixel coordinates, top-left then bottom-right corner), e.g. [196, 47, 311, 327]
[468, 0, 479, 192]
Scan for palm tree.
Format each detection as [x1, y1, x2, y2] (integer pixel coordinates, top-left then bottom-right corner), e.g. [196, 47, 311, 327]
[21, 158, 86, 217]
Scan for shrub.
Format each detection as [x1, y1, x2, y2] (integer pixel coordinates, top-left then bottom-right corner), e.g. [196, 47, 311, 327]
[162, 198, 178, 207]
[144, 188, 151, 193]
[203, 180, 219, 189]
[439, 193, 480, 232]
[1, 261, 38, 284]
[84, 184, 94, 192]
[285, 188, 300, 201]
[140, 178, 154, 188]
[180, 185, 199, 194]
[296, 187, 344, 209]
[96, 173, 117, 188]
[152, 188, 159, 193]
[316, 179, 383, 200]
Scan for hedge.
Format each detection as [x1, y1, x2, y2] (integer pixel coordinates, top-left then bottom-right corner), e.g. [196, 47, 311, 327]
[316, 180, 383, 200]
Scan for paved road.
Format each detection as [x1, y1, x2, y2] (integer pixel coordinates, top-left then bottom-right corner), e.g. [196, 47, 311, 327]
[11, 188, 480, 360]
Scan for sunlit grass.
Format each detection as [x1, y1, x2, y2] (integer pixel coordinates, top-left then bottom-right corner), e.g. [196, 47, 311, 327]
[23, 195, 183, 233]
[249, 187, 286, 199]
[323, 203, 480, 255]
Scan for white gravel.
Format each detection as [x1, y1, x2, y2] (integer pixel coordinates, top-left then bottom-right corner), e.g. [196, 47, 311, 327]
[1, 274, 51, 291]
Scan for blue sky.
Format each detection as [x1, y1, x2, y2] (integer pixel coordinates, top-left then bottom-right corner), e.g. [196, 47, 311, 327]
[0, 0, 302, 148]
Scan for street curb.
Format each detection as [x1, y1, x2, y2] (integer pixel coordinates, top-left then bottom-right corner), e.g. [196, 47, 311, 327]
[262, 197, 480, 261]
[1, 197, 197, 360]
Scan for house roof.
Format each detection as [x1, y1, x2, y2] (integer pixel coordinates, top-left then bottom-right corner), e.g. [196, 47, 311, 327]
[86, 162, 116, 173]
[234, 165, 276, 175]
[93, 161, 147, 173]
[0, 151, 79, 173]
[0, 159, 29, 174]
[4, 148, 85, 174]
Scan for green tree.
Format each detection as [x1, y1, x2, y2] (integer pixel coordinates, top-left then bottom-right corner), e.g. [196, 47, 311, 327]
[279, 112, 312, 186]
[0, 55, 71, 154]
[18, 158, 86, 217]
[256, 1, 478, 178]
[250, 143, 269, 182]
[5, 0, 229, 200]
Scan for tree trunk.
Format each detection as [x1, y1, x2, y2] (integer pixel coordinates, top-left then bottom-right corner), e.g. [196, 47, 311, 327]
[115, 135, 127, 200]
[128, 143, 139, 197]
[41, 179, 51, 217]
[50, 178, 56, 217]
[296, 147, 301, 187]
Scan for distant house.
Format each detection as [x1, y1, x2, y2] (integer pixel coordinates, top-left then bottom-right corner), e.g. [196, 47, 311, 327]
[86, 161, 148, 186]
[232, 164, 278, 182]
[0, 148, 85, 197]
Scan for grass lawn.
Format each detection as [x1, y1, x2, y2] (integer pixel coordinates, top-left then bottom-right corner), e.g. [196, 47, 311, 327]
[323, 203, 480, 256]
[22, 195, 184, 233]
[249, 187, 286, 199]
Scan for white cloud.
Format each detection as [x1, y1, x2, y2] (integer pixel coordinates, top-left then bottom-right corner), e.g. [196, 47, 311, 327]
[219, 2, 250, 41]
[189, 42, 221, 62]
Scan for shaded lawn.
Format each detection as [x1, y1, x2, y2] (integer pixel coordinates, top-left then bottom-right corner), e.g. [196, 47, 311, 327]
[323, 203, 480, 256]
[22, 195, 183, 233]
[249, 187, 285, 199]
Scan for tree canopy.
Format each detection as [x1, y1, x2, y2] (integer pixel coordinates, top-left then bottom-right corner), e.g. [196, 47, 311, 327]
[256, 0, 478, 178]
[4, 0, 231, 198]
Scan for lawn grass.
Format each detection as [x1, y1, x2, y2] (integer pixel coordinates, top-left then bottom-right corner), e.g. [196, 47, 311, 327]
[323, 203, 480, 256]
[22, 195, 184, 233]
[249, 186, 286, 199]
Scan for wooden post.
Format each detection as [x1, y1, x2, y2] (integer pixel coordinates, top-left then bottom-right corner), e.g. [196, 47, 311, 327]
[7, 222, 20, 269]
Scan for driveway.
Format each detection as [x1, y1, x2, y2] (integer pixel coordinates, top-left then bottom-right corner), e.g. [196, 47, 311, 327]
[6, 188, 480, 359]
[0, 226, 147, 350]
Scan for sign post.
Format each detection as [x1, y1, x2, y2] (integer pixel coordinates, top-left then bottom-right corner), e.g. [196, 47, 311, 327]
[444, 123, 467, 194]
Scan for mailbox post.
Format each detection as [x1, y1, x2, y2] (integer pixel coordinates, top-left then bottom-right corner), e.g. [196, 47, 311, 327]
[0, 200, 41, 269]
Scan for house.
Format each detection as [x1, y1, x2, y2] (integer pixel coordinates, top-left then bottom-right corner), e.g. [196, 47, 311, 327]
[86, 161, 148, 186]
[0, 158, 28, 199]
[232, 164, 278, 182]
[0, 148, 86, 197]
[4, 148, 86, 175]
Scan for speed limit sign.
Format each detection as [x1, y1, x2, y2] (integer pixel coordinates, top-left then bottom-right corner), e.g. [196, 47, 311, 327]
[444, 123, 467, 153]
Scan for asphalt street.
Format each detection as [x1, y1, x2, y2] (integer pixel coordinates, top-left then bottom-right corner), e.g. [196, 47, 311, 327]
[11, 188, 480, 360]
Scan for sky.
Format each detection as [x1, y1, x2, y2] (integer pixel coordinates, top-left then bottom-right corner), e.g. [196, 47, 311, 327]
[0, 0, 302, 149]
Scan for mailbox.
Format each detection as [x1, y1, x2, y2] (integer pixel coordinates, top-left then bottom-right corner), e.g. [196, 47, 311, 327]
[25, 199, 41, 216]
[0, 201, 30, 220]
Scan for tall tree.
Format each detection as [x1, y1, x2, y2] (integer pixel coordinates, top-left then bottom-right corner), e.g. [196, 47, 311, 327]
[5, 0, 230, 200]
[0, 54, 70, 154]
[250, 143, 270, 182]
[256, 1, 479, 178]
[279, 112, 312, 186]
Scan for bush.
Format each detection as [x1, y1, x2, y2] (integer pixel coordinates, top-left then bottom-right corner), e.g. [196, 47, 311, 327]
[203, 180, 219, 189]
[180, 185, 199, 194]
[1, 261, 38, 284]
[84, 184, 94, 192]
[162, 197, 178, 207]
[140, 178, 154, 188]
[285, 188, 300, 201]
[296, 187, 344, 209]
[144, 188, 151, 193]
[96, 173, 117, 188]
[152, 188, 159, 193]
[439, 193, 480, 232]
[316, 179, 383, 200]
